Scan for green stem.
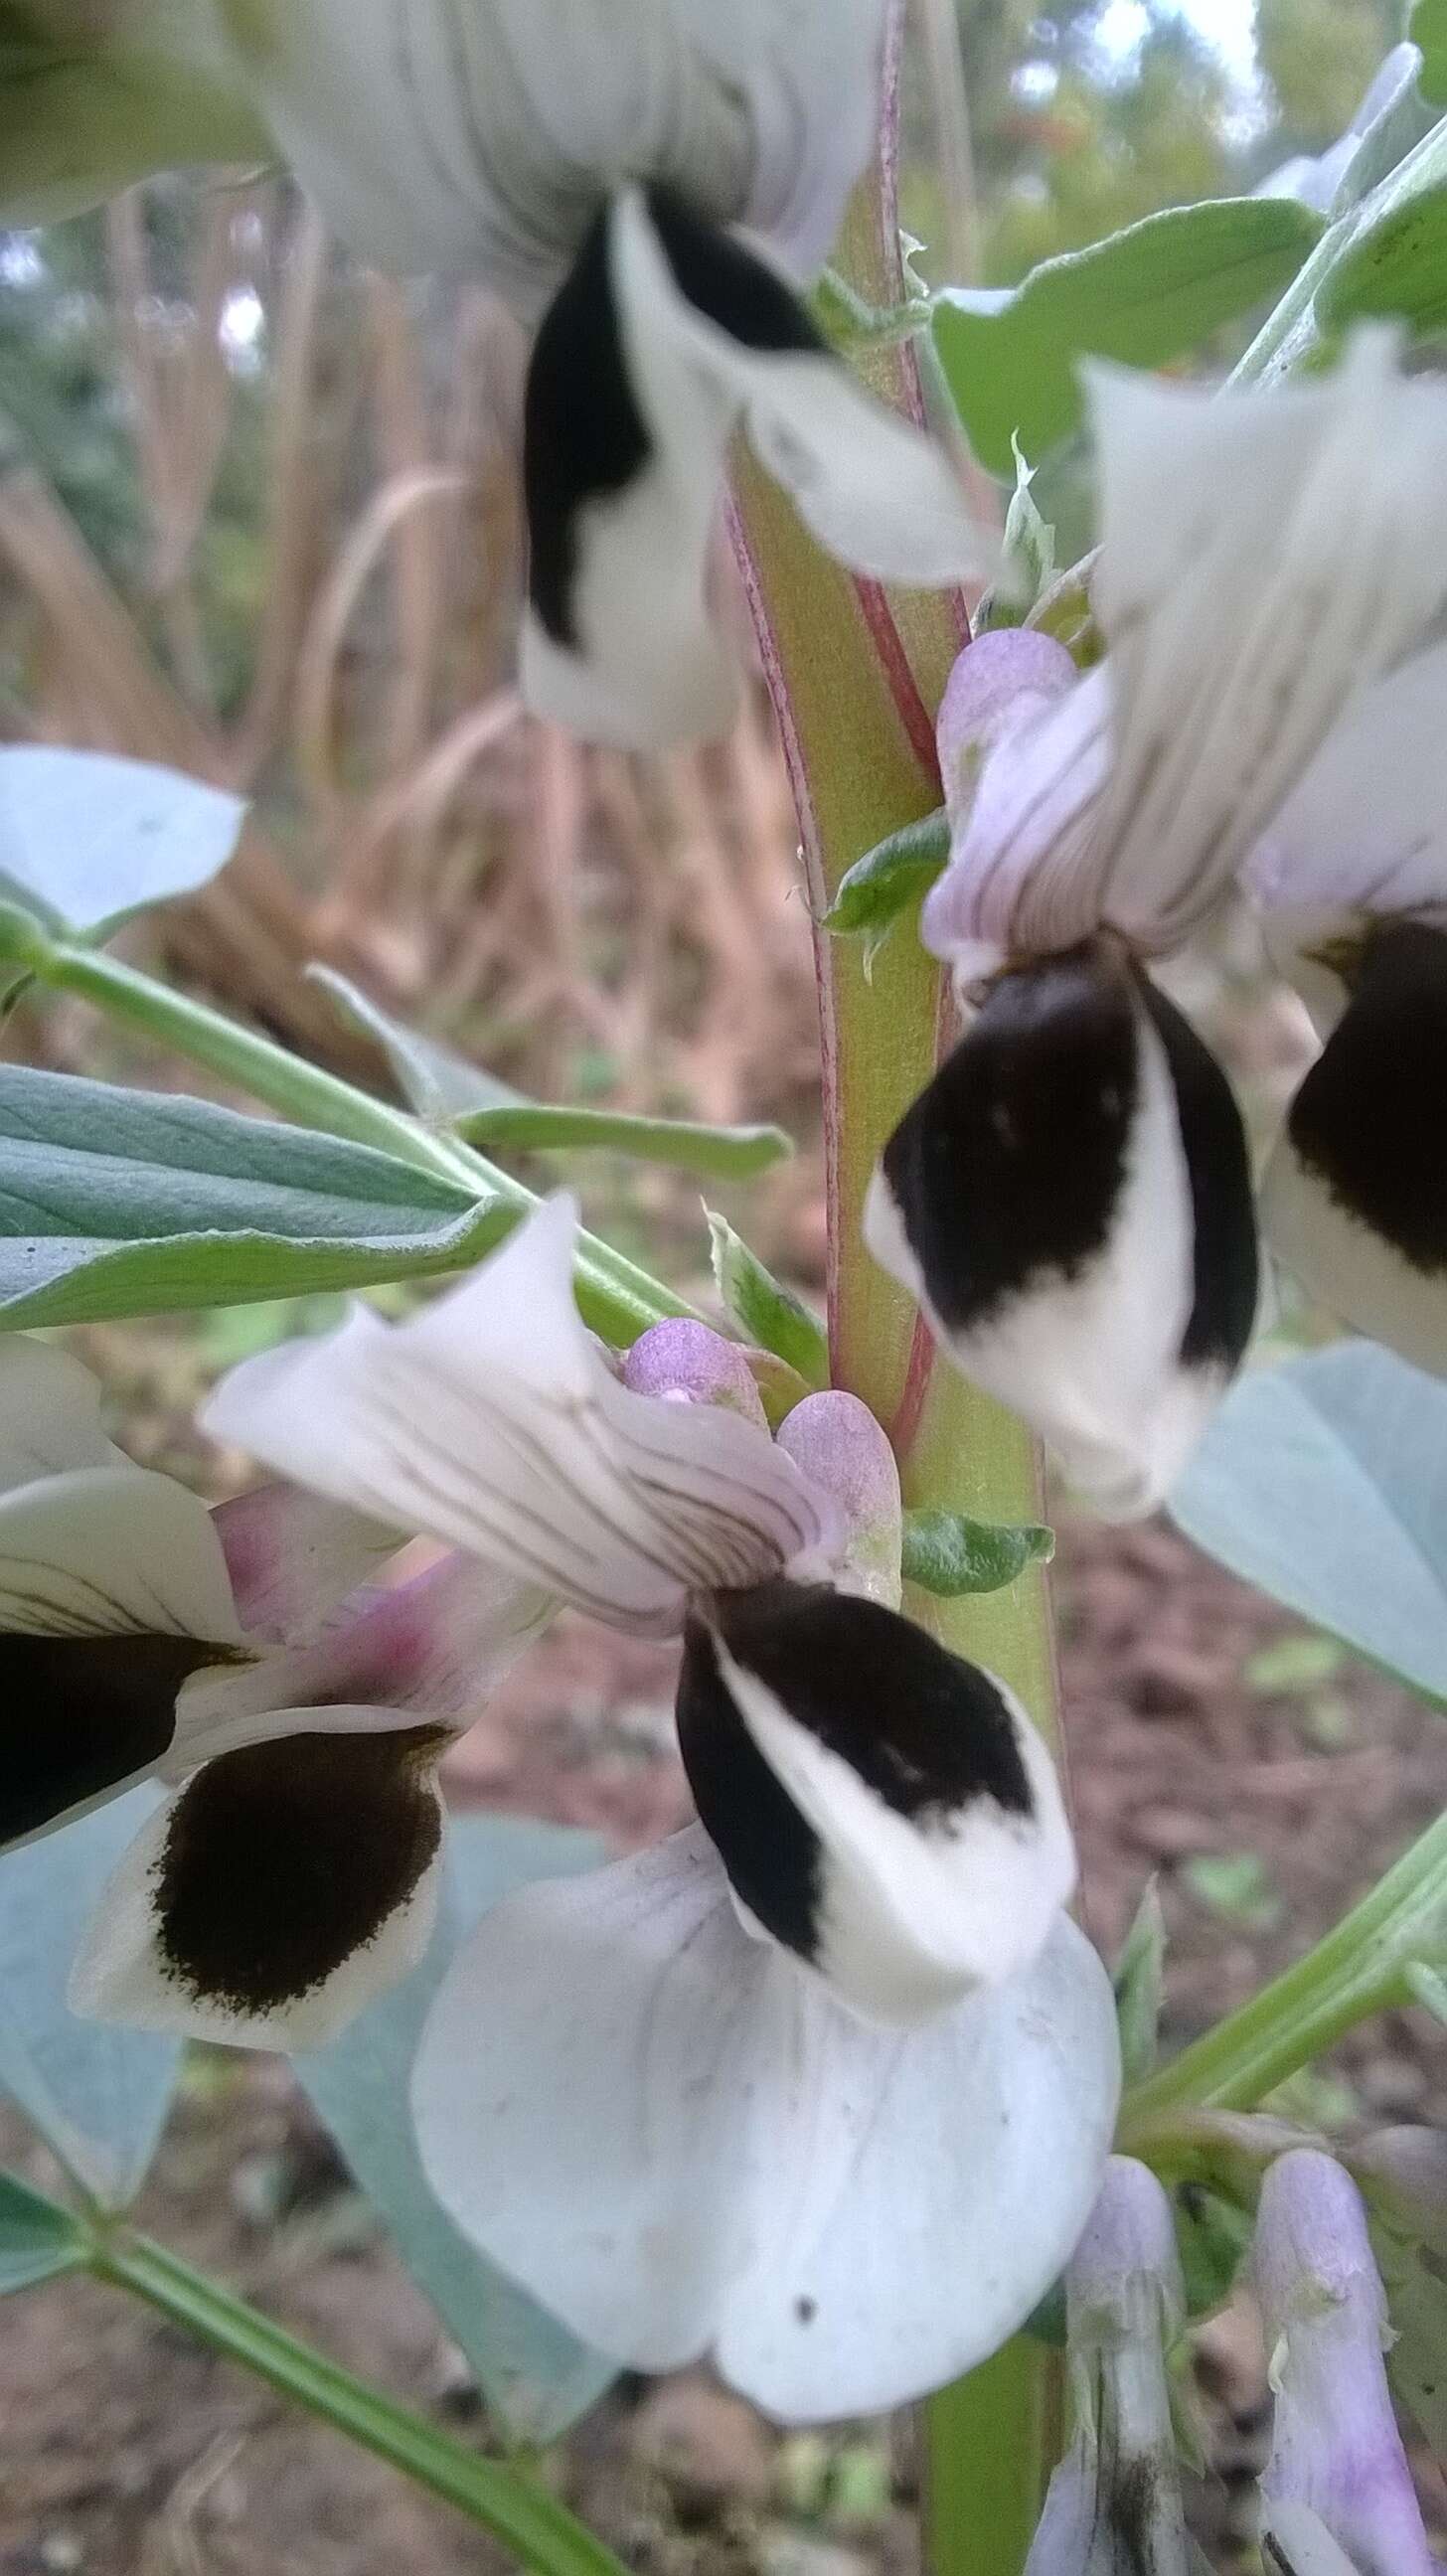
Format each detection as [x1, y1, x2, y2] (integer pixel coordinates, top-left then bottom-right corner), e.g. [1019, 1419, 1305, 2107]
[17, 932, 696, 1347]
[453, 1103, 790, 1177]
[88, 2229, 627, 2576]
[734, 24, 1061, 2569]
[1120, 1807, 1447, 2133]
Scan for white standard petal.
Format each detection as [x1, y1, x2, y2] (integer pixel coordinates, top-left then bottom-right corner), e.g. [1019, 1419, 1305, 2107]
[413, 1830, 1120, 2421]
[0, 1337, 127, 1495]
[868, 942, 1258, 1518]
[203, 1197, 830, 1636]
[70, 1726, 447, 2050]
[1084, 341, 1447, 950]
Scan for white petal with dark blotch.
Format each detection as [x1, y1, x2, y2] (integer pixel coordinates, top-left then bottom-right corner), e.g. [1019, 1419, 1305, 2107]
[677, 1582, 1073, 2022]
[412, 1827, 1121, 2420]
[1261, 919, 1447, 1378]
[70, 1727, 447, 2050]
[867, 944, 1258, 1518]
[0, 1337, 127, 1495]
[203, 1197, 829, 1636]
[521, 186, 996, 749]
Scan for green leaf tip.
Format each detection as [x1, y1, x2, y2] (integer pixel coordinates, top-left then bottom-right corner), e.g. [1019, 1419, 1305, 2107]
[822, 810, 951, 937]
[932, 196, 1324, 476]
[706, 1213, 829, 1388]
[900, 1508, 1053, 1597]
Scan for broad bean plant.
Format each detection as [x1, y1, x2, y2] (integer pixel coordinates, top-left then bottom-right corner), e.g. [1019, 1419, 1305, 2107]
[3, 6, 1447, 2572]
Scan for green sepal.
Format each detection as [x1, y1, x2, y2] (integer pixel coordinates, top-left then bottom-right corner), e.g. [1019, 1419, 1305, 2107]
[822, 810, 951, 938]
[706, 1212, 828, 1388]
[901, 1507, 1053, 1597]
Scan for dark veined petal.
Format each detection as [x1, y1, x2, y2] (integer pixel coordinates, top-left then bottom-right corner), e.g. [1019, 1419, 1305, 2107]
[1262, 920, 1447, 1377]
[70, 1726, 448, 2049]
[676, 1578, 1074, 2022]
[866, 937, 1258, 1518]
[412, 1824, 1121, 2419]
[520, 185, 995, 749]
[0, 1460, 248, 1852]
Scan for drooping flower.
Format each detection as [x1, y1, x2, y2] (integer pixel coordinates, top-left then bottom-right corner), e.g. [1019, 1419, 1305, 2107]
[1024, 2157, 1199, 2576]
[867, 338, 1447, 1517]
[1253, 2149, 1440, 2576]
[7, 0, 995, 748]
[205, 1195, 1121, 2418]
[0, 1335, 549, 2045]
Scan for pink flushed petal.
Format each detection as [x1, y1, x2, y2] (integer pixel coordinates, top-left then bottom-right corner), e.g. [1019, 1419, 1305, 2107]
[1255, 2149, 1438, 2576]
[623, 1321, 769, 1427]
[281, 1551, 553, 1726]
[775, 1391, 901, 1604]
[921, 662, 1111, 969]
[212, 1482, 399, 1646]
[935, 629, 1079, 836]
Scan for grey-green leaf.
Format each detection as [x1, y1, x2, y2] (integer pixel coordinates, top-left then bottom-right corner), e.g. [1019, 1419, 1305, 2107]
[1113, 1879, 1167, 2087]
[1317, 182, 1447, 334]
[901, 1507, 1053, 1597]
[932, 197, 1324, 476]
[297, 1815, 615, 2444]
[1170, 1344, 1447, 1704]
[307, 967, 527, 1121]
[0, 748, 244, 942]
[0, 1064, 509, 1329]
[0, 1789, 179, 2206]
[707, 1213, 828, 1388]
[456, 1102, 790, 1179]
[0, 2171, 85, 2296]
[1413, 0, 1447, 104]
[822, 811, 951, 937]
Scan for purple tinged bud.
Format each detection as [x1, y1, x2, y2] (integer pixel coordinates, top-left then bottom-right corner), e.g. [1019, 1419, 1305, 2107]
[1026, 2157, 1192, 2575]
[775, 1391, 901, 1606]
[935, 629, 1078, 839]
[1254, 2149, 1436, 2576]
[623, 1320, 768, 1427]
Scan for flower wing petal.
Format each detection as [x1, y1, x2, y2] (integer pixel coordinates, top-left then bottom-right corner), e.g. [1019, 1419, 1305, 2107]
[203, 1198, 827, 1635]
[210, 1483, 401, 1646]
[413, 1827, 780, 2373]
[717, 1915, 1121, 2420]
[70, 1728, 446, 2050]
[868, 944, 1257, 1517]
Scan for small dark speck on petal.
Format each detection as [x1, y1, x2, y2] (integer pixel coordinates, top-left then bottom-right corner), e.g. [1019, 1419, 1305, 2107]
[795, 2297, 817, 2325]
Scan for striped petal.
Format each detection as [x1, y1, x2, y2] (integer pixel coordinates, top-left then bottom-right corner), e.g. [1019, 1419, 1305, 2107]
[867, 940, 1258, 1518]
[70, 1725, 448, 2049]
[521, 185, 996, 749]
[412, 1827, 1121, 2419]
[203, 1196, 831, 1637]
[677, 1580, 1073, 2022]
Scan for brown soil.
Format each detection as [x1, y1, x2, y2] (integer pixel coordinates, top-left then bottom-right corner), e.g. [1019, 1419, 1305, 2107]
[3, 1516, 1445, 2575]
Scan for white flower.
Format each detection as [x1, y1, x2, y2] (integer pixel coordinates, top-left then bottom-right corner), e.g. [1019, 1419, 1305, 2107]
[206, 1195, 1121, 2417]
[8, 0, 997, 749]
[0, 1336, 548, 2046]
[869, 339, 1447, 1517]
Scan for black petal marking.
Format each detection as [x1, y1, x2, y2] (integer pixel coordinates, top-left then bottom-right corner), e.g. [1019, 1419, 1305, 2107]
[153, 1727, 446, 2014]
[1, 1633, 237, 1849]
[1288, 919, 1447, 1275]
[880, 938, 1142, 1336]
[524, 184, 821, 650]
[525, 205, 644, 649]
[880, 936, 1256, 1377]
[1136, 973, 1258, 1371]
[677, 1580, 1032, 1971]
